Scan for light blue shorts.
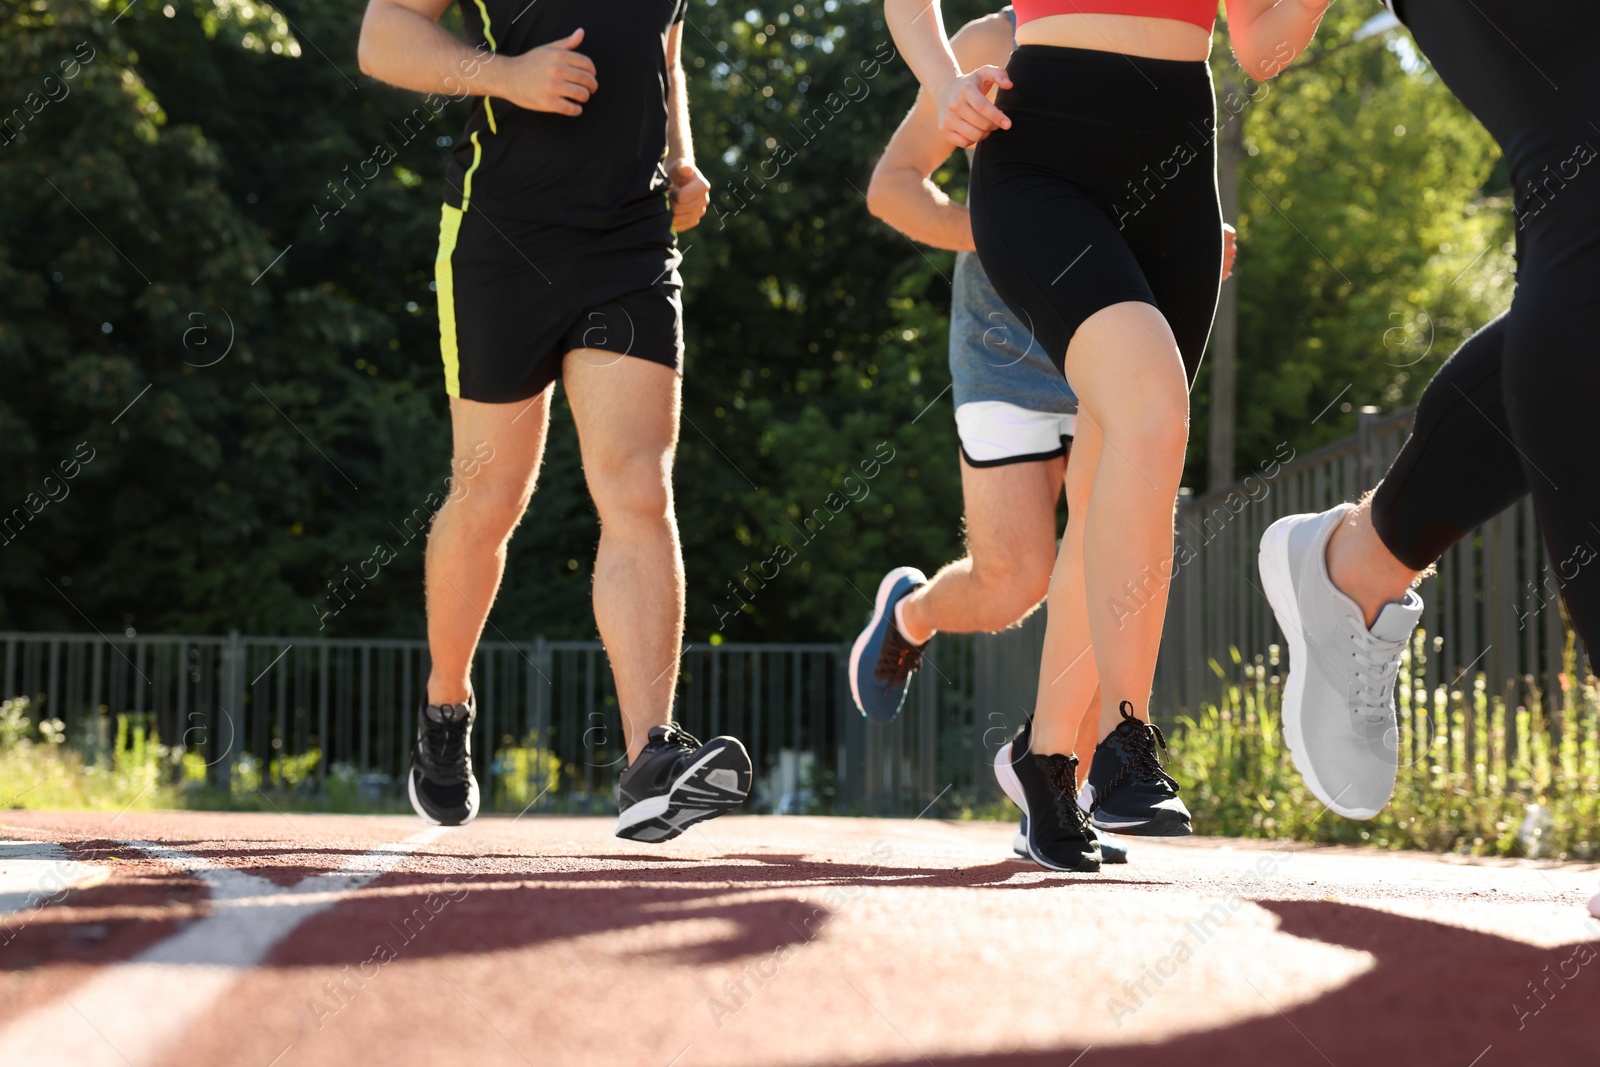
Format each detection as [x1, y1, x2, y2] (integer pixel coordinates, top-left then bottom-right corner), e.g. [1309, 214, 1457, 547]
[950, 250, 1079, 466]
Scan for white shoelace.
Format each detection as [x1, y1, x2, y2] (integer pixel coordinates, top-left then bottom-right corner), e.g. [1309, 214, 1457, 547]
[1349, 631, 1407, 720]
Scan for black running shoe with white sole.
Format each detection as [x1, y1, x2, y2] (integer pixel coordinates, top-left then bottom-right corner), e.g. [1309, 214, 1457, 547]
[408, 697, 479, 826]
[996, 724, 1125, 866]
[615, 724, 752, 842]
[1009, 742, 1100, 873]
[1079, 702, 1191, 837]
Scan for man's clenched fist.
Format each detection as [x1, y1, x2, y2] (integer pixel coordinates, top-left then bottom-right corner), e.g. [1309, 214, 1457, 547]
[667, 161, 711, 231]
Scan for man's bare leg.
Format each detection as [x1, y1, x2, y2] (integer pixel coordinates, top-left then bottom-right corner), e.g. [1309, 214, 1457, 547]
[897, 454, 1065, 643]
[563, 350, 685, 762]
[425, 391, 553, 705]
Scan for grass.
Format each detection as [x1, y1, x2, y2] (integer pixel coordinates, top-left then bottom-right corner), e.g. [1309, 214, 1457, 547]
[0, 697, 584, 817]
[1168, 630, 1600, 860]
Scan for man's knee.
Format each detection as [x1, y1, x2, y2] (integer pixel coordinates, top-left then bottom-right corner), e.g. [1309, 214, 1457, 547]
[588, 448, 673, 523]
[970, 555, 1051, 628]
[442, 460, 536, 537]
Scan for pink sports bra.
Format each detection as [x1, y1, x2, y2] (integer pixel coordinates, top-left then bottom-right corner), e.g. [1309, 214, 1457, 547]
[1012, 0, 1217, 33]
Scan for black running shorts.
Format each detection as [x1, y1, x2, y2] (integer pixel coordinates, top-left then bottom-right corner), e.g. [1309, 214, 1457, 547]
[434, 205, 684, 403]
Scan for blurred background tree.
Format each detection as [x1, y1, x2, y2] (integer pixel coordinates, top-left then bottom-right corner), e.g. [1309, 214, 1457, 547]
[1203, 4, 1511, 481]
[0, 0, 1511, 643]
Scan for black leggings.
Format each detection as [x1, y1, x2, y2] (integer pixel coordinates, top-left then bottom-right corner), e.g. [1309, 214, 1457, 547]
[1371, 0, 1600, 657]
[970, 46, 1222, 383]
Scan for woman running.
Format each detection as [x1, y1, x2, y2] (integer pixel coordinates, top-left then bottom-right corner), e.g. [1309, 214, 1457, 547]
[856, 3, 1233, 866]
[1258, 1, 1600, 917]
[884, 0, 1326, 870]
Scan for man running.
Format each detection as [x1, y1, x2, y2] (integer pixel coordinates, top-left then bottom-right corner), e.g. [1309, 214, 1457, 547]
[358, 0, 752, 839]
[854, 5, 1234, 861]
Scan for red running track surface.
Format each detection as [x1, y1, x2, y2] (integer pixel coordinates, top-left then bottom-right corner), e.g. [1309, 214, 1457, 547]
[1, 811, 1597, 1067]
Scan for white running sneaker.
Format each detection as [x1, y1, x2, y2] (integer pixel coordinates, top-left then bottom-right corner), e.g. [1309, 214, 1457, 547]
[1589, 887, 1599, 921]
[1259, 504, 1424, 820]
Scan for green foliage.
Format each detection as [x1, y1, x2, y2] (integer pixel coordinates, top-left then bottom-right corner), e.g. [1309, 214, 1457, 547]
[1168, 634, 1600, 859]
[1201, 8, 1514, 482]
[0, 697, 182, 810]
[492, 735, 561, 811]
[0, 1, 1516, 644]
[0, 695, 401, 813]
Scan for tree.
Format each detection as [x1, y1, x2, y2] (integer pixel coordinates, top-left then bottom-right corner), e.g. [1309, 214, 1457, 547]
[0, 0, 1514, 646]
[1196, 6, 1512, 484]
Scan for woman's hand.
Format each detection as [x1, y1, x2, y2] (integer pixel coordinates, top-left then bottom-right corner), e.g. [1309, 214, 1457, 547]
[1222, 223, 1238, 280]
[936, 65, 1012, 148]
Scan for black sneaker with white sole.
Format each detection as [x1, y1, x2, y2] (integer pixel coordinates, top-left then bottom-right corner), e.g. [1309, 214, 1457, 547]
[996, 723, 1125, 867]
[408, 697, 479, 826]
[615, 724, 753, 842]
[1012, 815, 1127, 864]
[1079, 702, 1191, 837]
[1011, 747, 1100, 872]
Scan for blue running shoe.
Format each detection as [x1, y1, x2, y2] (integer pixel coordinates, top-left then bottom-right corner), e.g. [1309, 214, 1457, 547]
[849, 566, 929, 722]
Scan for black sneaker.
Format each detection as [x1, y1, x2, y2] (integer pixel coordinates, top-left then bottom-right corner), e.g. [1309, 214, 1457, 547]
[408, 697, 479, 826]
[1012, 748, 1101, 872]
[1013, 815, 1127, 864]
[1079, 702, 1191, 837]
[615, 724, 753, 842]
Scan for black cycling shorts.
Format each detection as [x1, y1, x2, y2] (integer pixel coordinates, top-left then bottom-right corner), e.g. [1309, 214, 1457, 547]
[971, 45, 1223, 383]
[434, 206, 684, 403]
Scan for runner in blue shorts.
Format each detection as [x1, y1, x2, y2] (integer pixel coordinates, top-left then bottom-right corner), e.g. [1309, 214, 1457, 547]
[850, 5, 1233, 863]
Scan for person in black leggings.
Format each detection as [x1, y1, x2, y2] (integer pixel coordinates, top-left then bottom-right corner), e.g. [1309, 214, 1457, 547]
[1357, 0, 1600, 660]
[1320, 0, 1600, 659]
[1258, 1, 1600, 873]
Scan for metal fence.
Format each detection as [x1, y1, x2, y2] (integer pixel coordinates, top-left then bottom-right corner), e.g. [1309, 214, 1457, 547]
[0, 631, 1021, 817]
[1157, 406, 1583, 716]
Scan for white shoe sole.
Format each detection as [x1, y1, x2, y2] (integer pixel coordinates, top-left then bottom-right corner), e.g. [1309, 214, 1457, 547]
[1259, 513, 1379, 821]
[1589, 889, 1600, 920]
[848, 566, 925, 718]
[994, 741, 1097, 872]
[995, 741, 1026, 811]
[614, 740, 751, 842]
[996, 744, 1031, 859]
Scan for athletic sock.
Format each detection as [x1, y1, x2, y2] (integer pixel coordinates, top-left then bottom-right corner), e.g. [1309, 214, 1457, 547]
[894, 597, 934, 647]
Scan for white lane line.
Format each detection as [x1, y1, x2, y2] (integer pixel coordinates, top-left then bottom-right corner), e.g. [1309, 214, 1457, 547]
[0, 827, 448, 1067]
[0, 840, 111, 917]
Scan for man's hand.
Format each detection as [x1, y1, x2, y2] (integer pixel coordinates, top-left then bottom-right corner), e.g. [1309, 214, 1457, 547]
[495, 28, 597, 115]
[1222, 222, 1238, 281]
[667, 161, 711, 231]
[936, 66, 1011, 148]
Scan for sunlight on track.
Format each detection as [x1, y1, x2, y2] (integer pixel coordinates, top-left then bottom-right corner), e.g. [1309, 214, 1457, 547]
[0, 827, 449, 1067]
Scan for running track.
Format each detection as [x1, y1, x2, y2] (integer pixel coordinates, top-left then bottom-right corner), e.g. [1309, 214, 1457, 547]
[2, 812, 1596, 1067]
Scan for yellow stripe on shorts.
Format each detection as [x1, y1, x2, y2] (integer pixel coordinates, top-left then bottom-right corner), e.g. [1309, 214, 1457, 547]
[435, 204, 464, 398]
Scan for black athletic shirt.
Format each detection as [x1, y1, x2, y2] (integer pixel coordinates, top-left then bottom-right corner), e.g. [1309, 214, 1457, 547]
[442, 0, 688, 227]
